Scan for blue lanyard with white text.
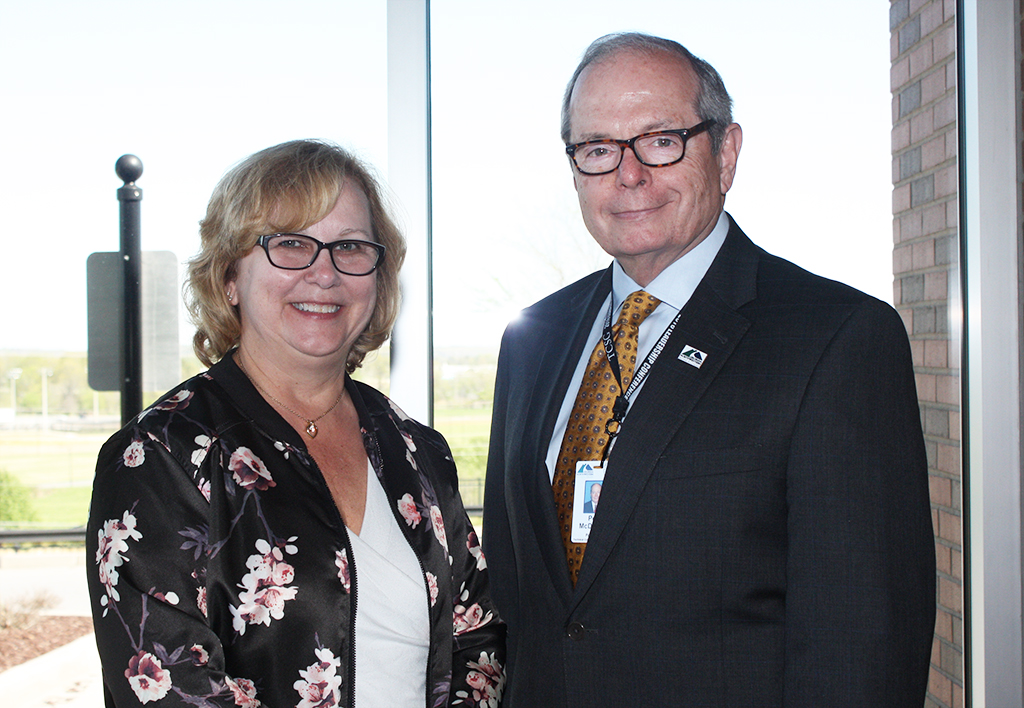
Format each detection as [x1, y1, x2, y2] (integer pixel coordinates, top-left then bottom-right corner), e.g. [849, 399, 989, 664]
[599, 296, 683, 463]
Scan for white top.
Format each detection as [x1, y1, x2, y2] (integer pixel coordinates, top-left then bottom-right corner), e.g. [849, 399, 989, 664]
[348, 459, 430, 707]
[545, 211, 731, 480]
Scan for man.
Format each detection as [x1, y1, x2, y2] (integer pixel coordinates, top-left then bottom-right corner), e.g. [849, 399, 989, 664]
[583, 481, 601, 514]
[483, 32, 935, 707]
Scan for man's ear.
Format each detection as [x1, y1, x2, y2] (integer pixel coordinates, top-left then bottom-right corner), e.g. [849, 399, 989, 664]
[718, 123, 743, 195]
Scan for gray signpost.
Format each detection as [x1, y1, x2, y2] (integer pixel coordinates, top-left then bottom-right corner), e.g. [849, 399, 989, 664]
[87, 156, 180, 426]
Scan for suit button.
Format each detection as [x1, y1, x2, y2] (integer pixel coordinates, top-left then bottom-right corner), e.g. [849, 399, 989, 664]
[566, 621, 585, 641]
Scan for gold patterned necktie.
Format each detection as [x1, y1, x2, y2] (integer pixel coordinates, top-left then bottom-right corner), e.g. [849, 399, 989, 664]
[552, 290, 661, 584]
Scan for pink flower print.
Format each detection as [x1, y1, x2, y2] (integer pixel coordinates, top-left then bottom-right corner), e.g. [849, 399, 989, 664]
[294, 646, 342, 708]
[388, 398, 412, 421]
[231, 539, 298, 634]
[198, 477, 212, 502]
[270, 559, 295, 586]
[426, 572, 439, 607]
[400, 429, 417, 452]
[273, 440, 294, 460]
[123, 440, 145, 468]
[125, 651, 172, 704]
[454, 582, 494, 636]
[191, 434, 214, 467]
[295, 680, 330, 708]
[153, 590, 179, 605]
[229, 447, 275, 491]
[453, 602, 490, 636]
[230, 601, 269, 634]
[406, 448, 419, 471]
[335, 549, 351, 593]
[398, 493, 422, 528]
[284, 536, 299, 555]
[226, 676, 261, 708]
[241, 539, 294, 587]
[96, 537, 121, 596]
[467, 531, 487, 571]
[154, 389, 193, 411]
[430, 506, 449, 558]
[252, 584, 298, 620]
[96, 511, 143, 606]
[456, 652, 505, 707]
[189, 644, 209, 666]
[197, 586, 208, 617]
[146, 431, 172, 454]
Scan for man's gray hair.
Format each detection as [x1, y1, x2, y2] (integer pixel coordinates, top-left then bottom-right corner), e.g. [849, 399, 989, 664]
[560, 32, 733, 154]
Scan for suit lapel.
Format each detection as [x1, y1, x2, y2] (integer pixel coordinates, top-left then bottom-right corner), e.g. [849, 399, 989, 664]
[519, 269, 612, 604]
[571, 220, 760, 601]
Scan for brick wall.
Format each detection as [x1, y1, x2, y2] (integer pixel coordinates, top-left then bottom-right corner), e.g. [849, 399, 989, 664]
[889, 1, 961, 706]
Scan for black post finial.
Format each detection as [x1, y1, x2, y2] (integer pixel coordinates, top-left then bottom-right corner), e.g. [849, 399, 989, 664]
[115, 154, 143, 184]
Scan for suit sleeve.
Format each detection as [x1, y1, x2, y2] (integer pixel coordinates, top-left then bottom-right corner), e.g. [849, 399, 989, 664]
[482, 327, 521, 659]
[783, 299, 936, 706]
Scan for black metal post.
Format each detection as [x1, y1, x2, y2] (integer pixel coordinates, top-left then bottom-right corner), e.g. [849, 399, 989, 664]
[116, 154, 144, 425]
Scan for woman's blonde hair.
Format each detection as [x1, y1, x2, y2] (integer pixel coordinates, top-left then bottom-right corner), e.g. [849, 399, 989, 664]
[185, 139, 406, 372]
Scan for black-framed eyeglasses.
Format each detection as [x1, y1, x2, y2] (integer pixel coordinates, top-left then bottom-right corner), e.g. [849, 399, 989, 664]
[565, 120, 716, 176]
[256, 234, 385, 276]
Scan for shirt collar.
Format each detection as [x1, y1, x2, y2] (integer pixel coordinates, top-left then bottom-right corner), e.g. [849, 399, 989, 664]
[611, 211, 730, 311]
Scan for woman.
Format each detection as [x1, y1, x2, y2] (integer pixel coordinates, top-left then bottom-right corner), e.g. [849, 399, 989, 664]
[86, 139, 505, 708]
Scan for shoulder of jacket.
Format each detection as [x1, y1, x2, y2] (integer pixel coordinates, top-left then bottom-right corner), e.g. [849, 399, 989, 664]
[358, 381, 455, 464]
[525, 268, 607, 313]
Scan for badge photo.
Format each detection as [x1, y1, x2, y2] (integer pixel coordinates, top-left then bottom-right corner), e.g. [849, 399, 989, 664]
[571, 461, 605, 543]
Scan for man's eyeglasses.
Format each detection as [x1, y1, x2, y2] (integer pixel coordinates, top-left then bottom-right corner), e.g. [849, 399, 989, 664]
[256, 234, 385, 276]
[565, 120, 716, 176]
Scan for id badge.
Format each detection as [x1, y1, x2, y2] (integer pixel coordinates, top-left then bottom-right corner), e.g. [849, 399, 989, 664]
[570, 461, 606, 543]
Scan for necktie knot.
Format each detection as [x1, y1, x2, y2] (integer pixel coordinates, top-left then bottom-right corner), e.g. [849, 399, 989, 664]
[615, 290, 661, 329]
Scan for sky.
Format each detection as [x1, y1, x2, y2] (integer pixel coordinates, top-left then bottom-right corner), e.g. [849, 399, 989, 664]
[1, 0, 893, 354]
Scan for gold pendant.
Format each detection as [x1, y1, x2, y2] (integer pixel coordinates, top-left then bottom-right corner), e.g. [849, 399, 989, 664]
[305, 421, 318, 438]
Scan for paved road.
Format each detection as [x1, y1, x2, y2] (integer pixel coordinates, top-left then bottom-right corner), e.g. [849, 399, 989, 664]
[0, 548, 104, 707]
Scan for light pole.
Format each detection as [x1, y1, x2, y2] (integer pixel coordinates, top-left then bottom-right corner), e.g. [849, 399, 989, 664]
[41, 368, 52, 428]
[8, 368, 22, 416]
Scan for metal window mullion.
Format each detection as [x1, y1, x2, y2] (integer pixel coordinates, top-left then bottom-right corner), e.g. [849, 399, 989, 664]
[387, 0, 433, 425]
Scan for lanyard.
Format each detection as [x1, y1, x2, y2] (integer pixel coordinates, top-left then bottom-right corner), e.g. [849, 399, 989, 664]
[599, 296, 683, 463]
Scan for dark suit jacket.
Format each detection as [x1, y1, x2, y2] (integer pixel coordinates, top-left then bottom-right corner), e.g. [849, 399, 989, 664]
[483, 217, 936, 707]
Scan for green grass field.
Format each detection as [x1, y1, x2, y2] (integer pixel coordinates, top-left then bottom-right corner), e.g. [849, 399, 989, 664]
[0, 407, 491, 528]
[0, 428, 113, 528]
[0, 430, 112, 486]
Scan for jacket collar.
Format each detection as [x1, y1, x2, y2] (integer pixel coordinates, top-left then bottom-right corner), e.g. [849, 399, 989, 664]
[568, 217, 762, 604]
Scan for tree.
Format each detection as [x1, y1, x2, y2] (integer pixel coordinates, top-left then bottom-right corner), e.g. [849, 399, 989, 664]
[0, 469, 36, 523]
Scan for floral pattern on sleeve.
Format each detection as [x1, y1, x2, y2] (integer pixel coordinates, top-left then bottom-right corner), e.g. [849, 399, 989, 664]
[94, 503, 264, 706]
[453, 651, 505, 708]
[90, 382, 306, 707]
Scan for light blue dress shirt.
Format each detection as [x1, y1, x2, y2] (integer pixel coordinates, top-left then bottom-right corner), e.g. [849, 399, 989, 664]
[544, 211, 731, 480]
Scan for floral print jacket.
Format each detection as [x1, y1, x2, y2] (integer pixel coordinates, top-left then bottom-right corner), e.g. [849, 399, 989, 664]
[86, 354, 505, 708]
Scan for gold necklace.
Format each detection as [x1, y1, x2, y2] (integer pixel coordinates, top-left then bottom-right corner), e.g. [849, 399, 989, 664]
[236, 356, 346, 439]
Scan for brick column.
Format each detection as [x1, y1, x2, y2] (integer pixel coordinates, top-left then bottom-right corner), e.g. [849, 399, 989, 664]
[890, 1, 960, 707]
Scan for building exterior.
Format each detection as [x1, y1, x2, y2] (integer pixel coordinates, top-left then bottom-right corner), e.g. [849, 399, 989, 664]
[891, 2, 963, 705]
[891, 1, 1022, 705]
